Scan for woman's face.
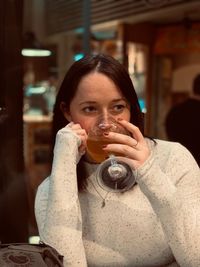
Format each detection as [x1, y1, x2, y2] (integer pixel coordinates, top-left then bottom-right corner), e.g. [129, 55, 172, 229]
[63, 72, 131, 133]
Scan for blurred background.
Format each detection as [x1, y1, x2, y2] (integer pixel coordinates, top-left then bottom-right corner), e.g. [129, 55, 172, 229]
[1, 0, 200, 243]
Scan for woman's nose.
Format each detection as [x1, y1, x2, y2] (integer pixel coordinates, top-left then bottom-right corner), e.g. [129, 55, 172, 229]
[97, 112, 115, 130]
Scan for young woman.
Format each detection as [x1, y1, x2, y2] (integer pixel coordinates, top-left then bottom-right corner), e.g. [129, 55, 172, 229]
[35, 54, 200, 267]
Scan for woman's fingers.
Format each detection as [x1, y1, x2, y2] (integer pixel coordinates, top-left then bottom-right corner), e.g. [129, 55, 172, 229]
[117, 119, 144, 143]
[103, 142, 149, 169]
[103, 131, 138, 148]
[102, 119, 150, 169]
[103, 143, 139, 159]
[66, 122, 88, 154]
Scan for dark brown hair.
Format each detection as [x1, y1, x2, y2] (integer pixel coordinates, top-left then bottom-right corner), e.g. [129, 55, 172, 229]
[52, 54, 144, 190]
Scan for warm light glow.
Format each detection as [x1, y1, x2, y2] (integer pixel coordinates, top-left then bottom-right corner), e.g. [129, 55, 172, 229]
[21, 48, 51, 57]
[29, 236, 40, 244]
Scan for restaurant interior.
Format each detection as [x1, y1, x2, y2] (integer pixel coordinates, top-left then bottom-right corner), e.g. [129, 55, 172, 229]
[1, 0, 200, 243]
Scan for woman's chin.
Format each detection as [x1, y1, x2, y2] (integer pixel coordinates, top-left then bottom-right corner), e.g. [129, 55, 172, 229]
[83, 153, 103, 164]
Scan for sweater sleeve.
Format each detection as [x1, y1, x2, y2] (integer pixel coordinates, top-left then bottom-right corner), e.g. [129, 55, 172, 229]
[35, 125, 87, 267]
[135, 142, 200, 267]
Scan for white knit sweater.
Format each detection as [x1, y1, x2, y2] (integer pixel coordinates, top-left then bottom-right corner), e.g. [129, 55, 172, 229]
[35, 126, 200, 267]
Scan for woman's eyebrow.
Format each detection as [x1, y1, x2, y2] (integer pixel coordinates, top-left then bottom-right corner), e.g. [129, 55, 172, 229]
[111, 98, 127, 103]
[79, 98, 126, 106]
[79, 101, 97, 106]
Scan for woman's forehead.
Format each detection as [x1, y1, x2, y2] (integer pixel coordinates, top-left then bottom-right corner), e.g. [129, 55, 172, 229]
[75, 72, 123, 99]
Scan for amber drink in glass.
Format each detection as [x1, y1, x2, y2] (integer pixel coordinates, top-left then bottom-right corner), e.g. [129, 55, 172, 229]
[86, 117, 129, 163]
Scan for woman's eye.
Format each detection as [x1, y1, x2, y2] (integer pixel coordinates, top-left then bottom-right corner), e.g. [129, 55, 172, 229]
[82, 106, 97, 113]
[112, 104, 125, 113]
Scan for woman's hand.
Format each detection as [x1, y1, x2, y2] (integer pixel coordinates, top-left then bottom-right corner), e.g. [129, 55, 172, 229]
[67, 122, 88, 155]
[102, 119, 150, 170]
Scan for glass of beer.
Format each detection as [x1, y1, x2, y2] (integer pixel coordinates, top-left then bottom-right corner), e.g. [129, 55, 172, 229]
[86, 117, 136, 192]
[86, 117, 128, 163]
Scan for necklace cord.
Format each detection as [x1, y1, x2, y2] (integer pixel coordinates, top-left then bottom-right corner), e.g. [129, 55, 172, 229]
[88, 179, 110, 208]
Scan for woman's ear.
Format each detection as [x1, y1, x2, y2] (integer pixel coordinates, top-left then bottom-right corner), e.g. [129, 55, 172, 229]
[60, 102, 72, 122]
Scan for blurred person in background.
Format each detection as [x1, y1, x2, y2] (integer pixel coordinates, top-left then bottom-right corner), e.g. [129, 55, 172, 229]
[165, 74, 200, 167]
